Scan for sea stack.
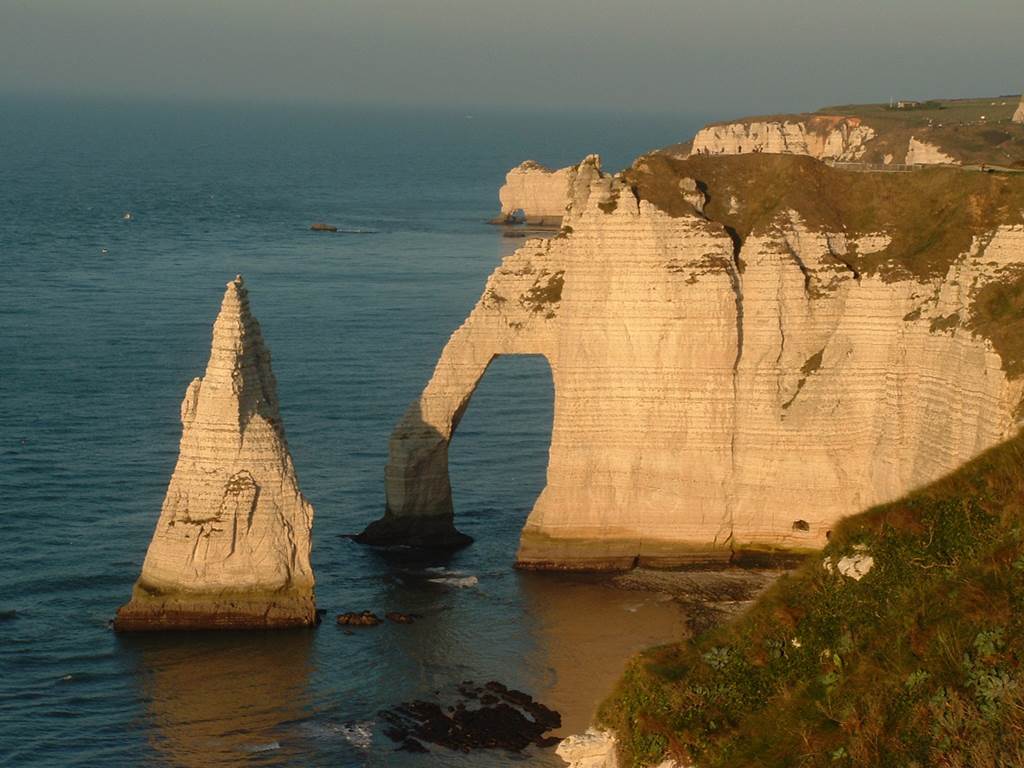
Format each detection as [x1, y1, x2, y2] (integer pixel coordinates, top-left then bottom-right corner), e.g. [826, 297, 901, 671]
[115, 276, 316, 630]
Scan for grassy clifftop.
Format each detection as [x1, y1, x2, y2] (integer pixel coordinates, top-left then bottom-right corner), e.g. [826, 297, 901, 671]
[624, 153, 1024, 376]
[694, 96, 1024, 167]
[599, 431, 1024, 767]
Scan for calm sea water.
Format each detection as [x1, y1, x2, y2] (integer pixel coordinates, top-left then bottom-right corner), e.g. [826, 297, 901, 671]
[0, 98, 705, 767]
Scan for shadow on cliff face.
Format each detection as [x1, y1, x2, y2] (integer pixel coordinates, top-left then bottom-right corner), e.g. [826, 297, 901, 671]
[356, 354, 555, 561]
[118, 631, 315, 767]
[354, 399, 473, 551]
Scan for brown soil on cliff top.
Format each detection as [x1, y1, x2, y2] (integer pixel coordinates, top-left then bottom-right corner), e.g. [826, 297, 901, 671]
[623, 152, 1024, 375]
[628, 152, 1024, 279]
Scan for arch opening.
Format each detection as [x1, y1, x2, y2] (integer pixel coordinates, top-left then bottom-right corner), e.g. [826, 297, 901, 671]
[357, 352, 555, 551]
[447, 354, 554, 554]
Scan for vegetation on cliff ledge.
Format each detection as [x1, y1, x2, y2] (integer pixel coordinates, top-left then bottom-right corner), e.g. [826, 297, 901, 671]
[625, 153, 1024, 376]
[599, 431, 1024, 767]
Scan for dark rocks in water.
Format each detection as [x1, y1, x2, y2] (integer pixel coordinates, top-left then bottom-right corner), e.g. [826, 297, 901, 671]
[379, 680, 561, 754]
[386, 611, 417, 624]
[337, 611, 381, 627]
[502, 231, 527, 238]
[398, 738, 429, 753]
[0, 610, 17, 622]
[310, 222, 338, 232]
[354, 513, 473, 551]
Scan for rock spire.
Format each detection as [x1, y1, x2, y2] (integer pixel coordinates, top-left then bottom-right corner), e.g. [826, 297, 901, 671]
[115, 275, 316, 629]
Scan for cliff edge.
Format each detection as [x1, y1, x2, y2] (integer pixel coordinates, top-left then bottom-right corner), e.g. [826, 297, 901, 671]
[362, 151, 1024, 570]
[114, 276, 316, 630]
[689, 96, 1024, 167]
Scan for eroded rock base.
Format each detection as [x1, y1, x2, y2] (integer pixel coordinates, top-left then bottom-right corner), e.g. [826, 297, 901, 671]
[113, 588, 317, 631]
[355, 513, 473, 550]
[515, 529, 811, 572]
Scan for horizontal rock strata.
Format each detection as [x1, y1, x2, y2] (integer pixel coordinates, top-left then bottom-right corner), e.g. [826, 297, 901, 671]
[691, 116, 875, 161]
[692, 116, 969, 166]
[364, 153, 1024, 570]
[115, 276, 316, 629]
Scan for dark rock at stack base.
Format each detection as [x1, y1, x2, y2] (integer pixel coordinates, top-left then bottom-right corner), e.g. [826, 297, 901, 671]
[310, 222, 338, 232]
[386, 611, 417, 624]
[355, 513, 473, 550]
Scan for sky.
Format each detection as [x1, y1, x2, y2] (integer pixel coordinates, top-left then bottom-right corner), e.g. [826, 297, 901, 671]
[0, 0, 1020, 118]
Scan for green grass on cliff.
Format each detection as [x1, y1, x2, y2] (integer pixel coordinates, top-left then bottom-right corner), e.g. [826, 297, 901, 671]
[698, 96, 1024, 166]
[599, 431, 1024, 767]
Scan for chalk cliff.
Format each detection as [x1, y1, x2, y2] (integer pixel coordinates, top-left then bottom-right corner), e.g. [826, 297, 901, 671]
[905, 136, 956, 165]
[688, 98, 1024, 167]
[115, 276, 316, 629]
[362, 152, 1024, 569]
[1014, 95, 1024, 124]
[691, 116, 875, 161]
[497, 160, 575, 225]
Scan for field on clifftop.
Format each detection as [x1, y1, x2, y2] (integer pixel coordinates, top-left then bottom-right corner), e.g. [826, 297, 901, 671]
[600, 431, 1024, 767]
[688, 96, 1024, 167]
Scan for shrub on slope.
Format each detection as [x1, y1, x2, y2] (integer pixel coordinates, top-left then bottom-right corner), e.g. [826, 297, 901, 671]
[600, 433, 1024, 767]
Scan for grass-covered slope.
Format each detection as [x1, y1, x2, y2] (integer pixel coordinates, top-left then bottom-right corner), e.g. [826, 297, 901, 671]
[599, 431, 1024, 767]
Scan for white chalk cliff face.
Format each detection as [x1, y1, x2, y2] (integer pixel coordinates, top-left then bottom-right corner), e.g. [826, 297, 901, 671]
[691, 116, 875, 161]
[905, 137, 957, 165]
[361, 154, 1024, 569]
[498, 160, 576, 224]
[115, 276, 316, 629]
[691, 116, 967, 166]
[1014, 96, 1024, 124]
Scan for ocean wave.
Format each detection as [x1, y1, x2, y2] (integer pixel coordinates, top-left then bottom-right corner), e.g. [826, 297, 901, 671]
[242, 741, 281, 753]
[299, 720, 374, 750]
[428, 575, 479, 588]
[338, 721, 374, 750]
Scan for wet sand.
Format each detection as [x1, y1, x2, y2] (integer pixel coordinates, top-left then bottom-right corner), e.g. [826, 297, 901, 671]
[520, 567, 783, 736]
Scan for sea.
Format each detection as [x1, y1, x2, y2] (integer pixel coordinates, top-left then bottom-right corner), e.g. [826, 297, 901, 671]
[0, 97, 706, 767]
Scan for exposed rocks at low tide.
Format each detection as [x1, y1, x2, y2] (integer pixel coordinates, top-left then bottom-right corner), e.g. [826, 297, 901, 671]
[379, 680, 561, 755]
[336, 611, 382, 627]
[610, 567, 783, 635]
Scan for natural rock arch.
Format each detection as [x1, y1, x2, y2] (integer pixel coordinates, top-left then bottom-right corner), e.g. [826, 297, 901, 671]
[360, 154, 1024, 571]
[360, 331, 559, 548]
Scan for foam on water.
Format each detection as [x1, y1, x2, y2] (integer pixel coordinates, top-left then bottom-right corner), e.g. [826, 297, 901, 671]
[428, 576, 480, 588]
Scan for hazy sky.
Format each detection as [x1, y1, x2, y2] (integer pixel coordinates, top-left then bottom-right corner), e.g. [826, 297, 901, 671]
[1, 0, 1020, 117]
